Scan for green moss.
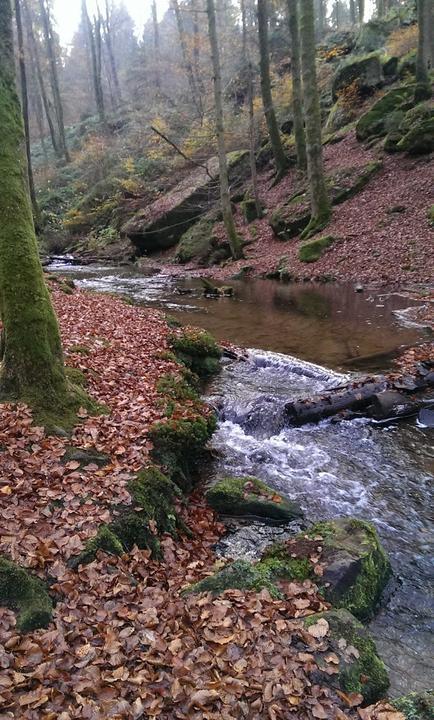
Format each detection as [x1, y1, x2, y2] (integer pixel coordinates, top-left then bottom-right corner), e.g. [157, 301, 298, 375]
[332, 52, 383, 101]
[206, 476, 303, 522]
[305, 609, 389, 705]
[156, 373, 199, 404]
[169, 328, 222, 379]
[356, 85, 415, 141]
[429, 205, 434, 225]
[393, 691, 434, 720]
[149, 415, 216, 491]
[241, 198, 263, 223]
[69, 344, 91, 355]
[398, 49, 417, 79]
[164, 314, 182, 329]
[70, 466, 182, 567]
[299, 235, 335, 263]
[0, 556, 53, 632]
[397, 116, 434, 155]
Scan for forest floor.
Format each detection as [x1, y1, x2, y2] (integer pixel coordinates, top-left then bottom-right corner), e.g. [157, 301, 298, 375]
[0, 282, 404, 720]
[151, 131, 434, 288]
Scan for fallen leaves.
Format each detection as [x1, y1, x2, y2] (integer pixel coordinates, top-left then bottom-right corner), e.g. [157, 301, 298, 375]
[307, 618, 330, 639]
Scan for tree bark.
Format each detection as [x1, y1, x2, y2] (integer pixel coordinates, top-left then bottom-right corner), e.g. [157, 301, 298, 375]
[287, 0, 306, 170]
[23, 0, 59, 156]
[14, 0, 40, 226]
[358, 0, 365, 24]
[0, 0, 70, 416]
[103, 0, 122, 107]
[299, 0, 331, 238]
[241, 0, 262, 217]
[39, 0, 70, 162]
[416, 0, 430, 82]
[83, 1, 106, 125]
[349, 0, 357, 25]
[152, 0, 161, 90]
[206, 0, 243, 260]
[172, 0, 203, 118]
[257, 0, 288, 179]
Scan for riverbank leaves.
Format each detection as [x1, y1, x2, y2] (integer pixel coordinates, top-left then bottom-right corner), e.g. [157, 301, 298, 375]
[0, 286, 370, 718]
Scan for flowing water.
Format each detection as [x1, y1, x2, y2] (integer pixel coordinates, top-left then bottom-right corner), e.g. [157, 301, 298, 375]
[49, 259, 434, 696]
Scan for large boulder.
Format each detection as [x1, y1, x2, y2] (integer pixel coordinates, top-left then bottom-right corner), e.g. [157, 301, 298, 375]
[305, 609, 390, 705]
[270, 162, 381, 240]
[122, 151, 248, 254]
[309, 518, 392, 621]
[356, 85, 416, 141]
[332, 53, 384, 101]
[206, 476, 303, 523]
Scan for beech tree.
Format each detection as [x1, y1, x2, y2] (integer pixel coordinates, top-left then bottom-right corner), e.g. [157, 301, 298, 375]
[206, 0, 243, 260]
[0, 0, 80, 423]
[415, 0, 431, 100]
[287, 0, 306, 170]
[257, 0, 288, 180]
[299, 0, 331, 238]
[83, 0, 106, 124]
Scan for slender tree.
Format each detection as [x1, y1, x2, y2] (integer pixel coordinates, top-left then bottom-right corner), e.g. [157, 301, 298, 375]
[0, 0, 76, 420]
[241, 0, 262, 218]
[287, 0, 306, 170]
[349, 0, 357, 25]
[358, 0, 365, 24]
[103, 0, 122, 107]
[206, 0, 243, 259]
[299, 0, 330, 237]
[257, 0, 288, 179]
[14, 0, 40, 225]
[39, 0, 70, 162]
[152, 0, 161, 90]
[415, 0, 431, 101]
[83, 1, 106, 124]
[172, 0, 203, 118]
[23, 0, 59, 156]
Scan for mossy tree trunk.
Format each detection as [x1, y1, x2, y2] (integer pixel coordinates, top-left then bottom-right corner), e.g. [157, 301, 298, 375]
[0, 0, 70, 416]
[257, 0, 288, 180]
[14, 0, 40, 227]
[206, 0, 243, 260]
[287, 0, 306, 170]
[299, 0, 331, 238]
[415, 0, 431, 92]
[38, 0, 70, 162]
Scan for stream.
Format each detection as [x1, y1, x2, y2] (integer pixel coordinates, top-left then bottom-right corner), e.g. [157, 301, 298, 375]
[49, 259, 434, 697]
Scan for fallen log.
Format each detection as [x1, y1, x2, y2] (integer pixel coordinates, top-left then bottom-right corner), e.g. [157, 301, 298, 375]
[285, 370, 434, 426]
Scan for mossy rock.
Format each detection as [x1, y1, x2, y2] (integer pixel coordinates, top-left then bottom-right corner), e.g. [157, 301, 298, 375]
[356, 85, 415, 141]
[355, 16, 399, 53]
[70, 466, 182, 566]
[187, 554, 312, 598]
[392, 691, 434, 720]
[241, 198, 263, 223]
[206, 476, 303, 523]
[169, 328, 222, 379]
[429, 205, 434, 226]
[305, 609, 389, 705]
[309, 518, 392, 621]
[0, 557, 53, 632]
[397, 116, 434, 155]
[175, 219, 217, 265]
[299, 235, 335, 263]
[398, 49, 417, 79]
[149, 415, 216, 491]
[61, 446, 110, 468]
[332, 53, 384, 102]
[325, 100, 354, 134]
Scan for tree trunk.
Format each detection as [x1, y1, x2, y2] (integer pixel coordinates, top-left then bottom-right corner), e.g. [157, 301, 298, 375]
[23, 0, 59, 156]
[334, 1, 341, 28]
[103, 0, 122, 107]
[416, 0, 429, 80]
[377, 0, 385, 17]
[172, 0, 203, 118]
[14, 0, 40, 227]
[39, 0, 70, 162]
[317, 0, 326, 37]
[241, 0, 262, 217]
[83, 2, 106, 125]
[287, 0, 306, 170]
[358, 0, 365, 24]
[0, 0, 70, 417]
[206, 0, 243, 260]
[257, 0, 288, 179]
[349, 0, 357, 25]
[299, 0, 331, 238]
[152, 0, 161, 91]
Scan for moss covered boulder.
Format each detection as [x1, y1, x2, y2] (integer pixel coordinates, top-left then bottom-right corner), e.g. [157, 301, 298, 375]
[0, 557, 53, 632]
[206, 476, 303, 523]
[122, 151, 249, 254]
[175, 218, 216, 265]
[398, 116, 434, 155]
[332, 53, 384, 102]
[356, 85, 415, 141]
[305, 609, 389, 705]
[392, 691, 434, 720]
[310, 518, 392, 621]
[299, 235, 335, 263]
[169, 327, 222, 379]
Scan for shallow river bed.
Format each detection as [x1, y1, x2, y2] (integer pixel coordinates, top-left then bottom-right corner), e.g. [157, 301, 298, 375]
[49, 260, 434, 696]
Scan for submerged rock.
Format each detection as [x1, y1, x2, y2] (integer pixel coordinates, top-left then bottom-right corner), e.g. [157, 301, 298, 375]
[305, 609, 390, 705]
[206, 476, 303, 523]
[122, 151, 248, 254]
